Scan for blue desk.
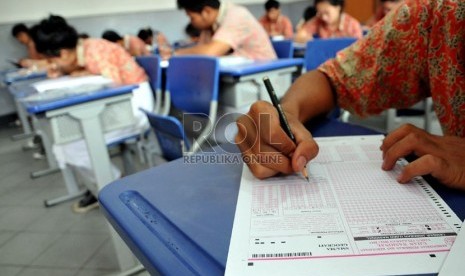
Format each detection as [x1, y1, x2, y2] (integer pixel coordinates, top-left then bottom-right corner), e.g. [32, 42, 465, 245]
[3, 69, 47, 85]
[219, 58, 303, 112]
[99, 119, 465, 275]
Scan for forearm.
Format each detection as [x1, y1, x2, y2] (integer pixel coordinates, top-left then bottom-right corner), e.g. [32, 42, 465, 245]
[175, 41, 229, 57]
[281, 70, 336, 122]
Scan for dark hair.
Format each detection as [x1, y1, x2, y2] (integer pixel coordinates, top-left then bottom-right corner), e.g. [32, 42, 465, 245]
[102, 30, 123, 42]
[79, 33, 89, 39]
[31, 15, 78, 57]
[185, 23, 200, 38]
[265, 0, 280, 11]
[137, 28, 153, 41]
[314, 0, 344, 10]
[12, 23, 29, 37]
[177, 0, 220, 12]
[303, 6, 317, 21]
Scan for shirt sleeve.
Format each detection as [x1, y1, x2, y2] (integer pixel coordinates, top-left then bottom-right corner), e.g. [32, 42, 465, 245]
[318, 0, 431, 117]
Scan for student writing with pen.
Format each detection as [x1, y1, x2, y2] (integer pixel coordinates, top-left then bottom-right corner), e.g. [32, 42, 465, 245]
[236, 0, 465, 190]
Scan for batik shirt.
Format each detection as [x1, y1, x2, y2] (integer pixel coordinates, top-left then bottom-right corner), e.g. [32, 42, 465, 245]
[77, 38, 147, 85]
[319, 0, 465, 136]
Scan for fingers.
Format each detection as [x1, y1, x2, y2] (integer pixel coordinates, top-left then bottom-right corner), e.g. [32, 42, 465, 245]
[382, 124, 438, 170]
[397, 154, 446, 184]
[291, 121, 319, 171]
[235, 101, 316, 179]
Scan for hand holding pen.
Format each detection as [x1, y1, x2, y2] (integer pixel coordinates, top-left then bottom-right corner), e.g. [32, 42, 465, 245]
[262, 76, 309, 182]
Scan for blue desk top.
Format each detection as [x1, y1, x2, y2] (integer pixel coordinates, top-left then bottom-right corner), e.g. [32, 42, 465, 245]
[219, 58, 303, 78]
[3, 69, 47, 85]
[98, 118, 465, 276]
[22, 84, 137, 114]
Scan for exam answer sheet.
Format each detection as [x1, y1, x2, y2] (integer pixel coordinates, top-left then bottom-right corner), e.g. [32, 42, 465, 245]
[226, 135, 462, 276]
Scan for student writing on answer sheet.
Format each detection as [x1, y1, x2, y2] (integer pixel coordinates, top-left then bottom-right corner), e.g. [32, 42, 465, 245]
[32, 15, 154, 213]
[137, 27, 169, 53]
[102, 30, 151, 57]
[160, 0, 276, 60]
[236, 0, 465, 190]
[11, 23, 48, 69]
[259, 0, 294, 40]
[294, 0, 363, 43]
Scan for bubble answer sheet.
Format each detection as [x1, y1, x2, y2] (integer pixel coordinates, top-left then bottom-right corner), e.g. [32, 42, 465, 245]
[226, 135, 462, 276]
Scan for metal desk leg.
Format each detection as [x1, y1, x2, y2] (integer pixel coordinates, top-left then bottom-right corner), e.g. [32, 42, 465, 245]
[69, 105, 138, 271]
[11, 99, 34, 141]
[30, 115, 60, 179]
[44, 167, 86, 207]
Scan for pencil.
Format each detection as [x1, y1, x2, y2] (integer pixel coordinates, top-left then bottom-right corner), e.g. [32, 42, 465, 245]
[262, 76, 309, 182]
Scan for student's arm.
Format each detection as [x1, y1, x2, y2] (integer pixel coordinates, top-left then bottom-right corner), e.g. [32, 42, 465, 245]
[175, 40, 232, 57]
[236, 70, 333, 179]
[283, 17, 294, 39]
[236, 0, 465, 189]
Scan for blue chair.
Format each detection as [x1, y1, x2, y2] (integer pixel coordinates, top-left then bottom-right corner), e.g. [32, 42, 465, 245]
[271, 39, 294, 59]
[304, 38, 357, 71]
[305, 38, 357, 120]
[135, 55, 163, 114]
[157, 56, 219, 155]
[141, 109, 190, 162]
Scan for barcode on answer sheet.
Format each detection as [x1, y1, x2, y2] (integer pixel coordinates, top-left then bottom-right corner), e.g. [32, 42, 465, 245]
[251, 252, 312, 258]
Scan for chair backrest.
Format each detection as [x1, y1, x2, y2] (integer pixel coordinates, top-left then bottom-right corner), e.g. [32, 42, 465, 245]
[142, 109, 190, 161]
[135, 55, 161, 94]
[271, 39, 294, 59]
[304, 38, 357, 71]
[166, 56, 219, 115]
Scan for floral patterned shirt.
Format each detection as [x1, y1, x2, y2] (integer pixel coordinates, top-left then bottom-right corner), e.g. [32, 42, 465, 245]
[319, 0, 465, 136]
[77, 38, 147, 85]
[259, 14, 294, 39]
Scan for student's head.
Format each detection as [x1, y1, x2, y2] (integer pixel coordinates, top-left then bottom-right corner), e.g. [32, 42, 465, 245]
[11, 23, 31, 45]
[31, 15, 79, 74]
[177, 0, 220, 30]
[303, 6, 317, 22]
[185, 23, 201, 42]
[314, 0, 344, 26]
[79, 33, 90, 39]
[380, 0, 402, 17]
[138, 28, 154, 45]
[102, 30, 123, 44]
[264, 0, 281, 22]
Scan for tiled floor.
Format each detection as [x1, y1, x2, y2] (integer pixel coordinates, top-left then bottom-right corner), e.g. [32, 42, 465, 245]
[0, 110, 442, 276]
[0, 125, 153, 276]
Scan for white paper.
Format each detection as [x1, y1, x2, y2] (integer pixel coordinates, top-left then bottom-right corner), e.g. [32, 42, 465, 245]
[226, 135, 462, 276]
[32, 75, 112, 93]
[219, 56, 254, 67]
[438, 220, 465, 276]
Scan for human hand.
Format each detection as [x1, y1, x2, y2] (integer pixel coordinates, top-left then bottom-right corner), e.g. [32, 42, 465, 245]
[381, 124, 465, 190]
[158, 44, 173, 60]
[46, 62, 62, 78]
[235, 101, 319, 179]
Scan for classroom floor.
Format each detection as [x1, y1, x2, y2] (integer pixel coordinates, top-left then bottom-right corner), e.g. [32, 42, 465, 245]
[0, 110, 442, 276]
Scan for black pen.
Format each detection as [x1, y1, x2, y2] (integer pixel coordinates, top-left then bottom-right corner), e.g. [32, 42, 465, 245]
[262, 76, 309, 182]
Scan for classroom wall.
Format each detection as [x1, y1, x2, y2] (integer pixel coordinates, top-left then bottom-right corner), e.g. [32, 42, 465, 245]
[0, 0, 312, 71]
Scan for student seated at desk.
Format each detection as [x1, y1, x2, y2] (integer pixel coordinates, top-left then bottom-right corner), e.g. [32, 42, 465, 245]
[32, 15, 154, 212]
[295, 6, 317, 34]
[365, 0, 404, 28]
[259, 0, 294, 40]
[236, 0, 465, 191]
[294, 0, 363, 43]
[161, 0, 276, 60]
[102, 30, 150, 57]
[11, 23, 48, 69]
[137, 27, 169, 52]
[173, 23, 201, 49]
